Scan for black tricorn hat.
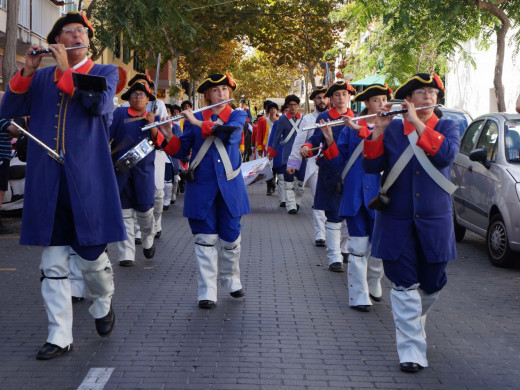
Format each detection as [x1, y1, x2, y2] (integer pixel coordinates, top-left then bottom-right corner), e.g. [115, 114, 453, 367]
[121, 80, 156, 101]
[267, 102, 279, 111]
[325, 80, 356, 97]
[127, 73, 155, 89]
[354, 84, 393, 102]
[394, 73, 445, 99]
[309, 86, 327, 100]
[47, 11, 94, 44]
[284, 94, 300, 105]
[197, 73, 237, 93]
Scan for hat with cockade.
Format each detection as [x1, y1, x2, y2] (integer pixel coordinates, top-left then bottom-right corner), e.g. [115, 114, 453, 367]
[127, 73, 155, 89]
[354, 84, 393, 102]
[309, 86, 328, 100]
[394, 73, 445, 99]
[324, 80, 356, 97]
[121, 80, 156, 101]
[196, 73, 236, 93]
[47, 11, 94, 44]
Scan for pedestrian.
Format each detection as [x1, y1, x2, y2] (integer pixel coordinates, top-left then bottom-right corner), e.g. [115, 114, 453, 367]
[0, 92, 17, 234]
[301, 80, 355, 273]
[320, 83, 392, 311]
[159, 73, 249, 309]
[362, 73, 460, 372]
[266, 104, 287, 207]
[0, 11, 122, 360]
[269, 95, 305, 214]
[287, 87, 328, 245]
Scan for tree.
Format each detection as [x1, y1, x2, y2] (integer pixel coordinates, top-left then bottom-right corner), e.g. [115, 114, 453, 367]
[2, 0, 20, 90]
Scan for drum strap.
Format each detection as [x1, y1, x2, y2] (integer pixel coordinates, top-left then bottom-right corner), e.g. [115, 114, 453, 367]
[281, 117, 302, 145]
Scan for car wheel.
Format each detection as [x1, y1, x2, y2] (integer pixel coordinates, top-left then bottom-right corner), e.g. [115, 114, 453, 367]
[453, 212, 466, 242]
[486, 214, 516, 268]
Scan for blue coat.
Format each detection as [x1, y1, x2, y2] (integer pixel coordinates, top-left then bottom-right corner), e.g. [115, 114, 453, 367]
[110, 107, 156, 208]
[329, 122, 380, 219]
[306, 108, 354, 212]
[167, 106, 250, 220]
[271, 113, 302, 166]
[362, 117, 460, 263]
[0, 62, 125, 246]
[267, 119, 283, 169]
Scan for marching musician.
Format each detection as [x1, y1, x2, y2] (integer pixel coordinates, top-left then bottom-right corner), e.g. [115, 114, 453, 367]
[362, 73, 459, 372]
[287, 87, 328, 246]
[159, 73, 249, 310]
[0, 12, 122, 360]
[269, 95, 305, 214]
[320, 84, 391, 311]
[110, 80, 168, 266]
[266, 104, 287, 207]
[300, 81, 355, 273]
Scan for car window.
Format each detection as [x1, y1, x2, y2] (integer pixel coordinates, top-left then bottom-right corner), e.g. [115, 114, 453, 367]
[505, 122, 520, 162]
[476, 120, 498, 161]
[460, 120, 484, 155]
[441, 111, 470, 137]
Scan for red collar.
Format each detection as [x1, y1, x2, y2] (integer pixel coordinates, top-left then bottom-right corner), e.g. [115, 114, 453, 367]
[328, 107, 353, 119]
[403, 113, 438, 135]
[128, 108, 147, 118]
[202, 104, 232, 122]
[54, 58, 94, 81]
[286, 112, 301, 120]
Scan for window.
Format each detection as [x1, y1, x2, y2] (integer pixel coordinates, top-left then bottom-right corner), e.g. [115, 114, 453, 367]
[505, 122, 520, 161]
[476, 120, 498, 161]
[460, 120, 484, 155]
[114, 36, 121, 59]
[122, 45, 131, 64]
[0, 0, 7, 10]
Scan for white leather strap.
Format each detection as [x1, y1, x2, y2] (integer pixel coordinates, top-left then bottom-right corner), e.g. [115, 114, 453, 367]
[281, 117, 302, 145]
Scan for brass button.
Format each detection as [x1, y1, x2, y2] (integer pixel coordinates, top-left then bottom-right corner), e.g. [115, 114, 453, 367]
[59, 92, 63, 97]
[415, 171, 420, 175]
[55, 114, 59, 118]
[57, 103, 60, 107]
[54, 126, 58, 129]
[415, 193, 420, 198]
[415, 214, 419, 218]
[438, 135, 442, 140]
[53, 138, 57, 141]
[217, 159, 221, 163]
[432, 146, 436, 150]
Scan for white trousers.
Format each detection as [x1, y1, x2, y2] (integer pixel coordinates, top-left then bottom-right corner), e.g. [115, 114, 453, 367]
[277, 174, 286, 203]
[154, 188, 164, 233]
[40, 247, 114, 348]
[69, 250, 89, 298]
[195, 234, 242, 302]
[325, 221, 343, 265]
[308, 171, 325, 241]
[117, 208, 155, 262]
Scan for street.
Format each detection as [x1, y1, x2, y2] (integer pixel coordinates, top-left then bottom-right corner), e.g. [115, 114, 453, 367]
[0, 184, 519, 390]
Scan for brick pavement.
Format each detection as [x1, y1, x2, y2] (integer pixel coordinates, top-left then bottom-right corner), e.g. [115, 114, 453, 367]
[0, 183, 519, 390]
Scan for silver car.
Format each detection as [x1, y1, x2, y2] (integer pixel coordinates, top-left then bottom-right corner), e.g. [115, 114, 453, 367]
[451, 113, 520, 267]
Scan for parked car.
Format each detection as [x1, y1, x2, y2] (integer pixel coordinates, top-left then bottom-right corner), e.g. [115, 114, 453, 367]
[451, 113, 520, 267]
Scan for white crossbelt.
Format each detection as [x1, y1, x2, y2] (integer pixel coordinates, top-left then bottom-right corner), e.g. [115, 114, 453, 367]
[341, 140, 364, 183]
[189, 117, 241, 181]
[281, 117, 302, 145]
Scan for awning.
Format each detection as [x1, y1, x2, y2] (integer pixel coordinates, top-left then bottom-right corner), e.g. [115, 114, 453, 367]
[350, 74, 386, 86]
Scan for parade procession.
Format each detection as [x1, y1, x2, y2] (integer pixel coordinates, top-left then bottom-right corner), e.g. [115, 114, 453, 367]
[1, 1, 520, 389]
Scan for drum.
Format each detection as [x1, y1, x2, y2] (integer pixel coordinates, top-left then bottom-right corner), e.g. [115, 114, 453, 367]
[114, 138, 155, 174]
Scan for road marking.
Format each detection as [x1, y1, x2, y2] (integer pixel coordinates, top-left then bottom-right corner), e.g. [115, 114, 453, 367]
[77, 368, 114, 390]
[0, 268, 16, 271]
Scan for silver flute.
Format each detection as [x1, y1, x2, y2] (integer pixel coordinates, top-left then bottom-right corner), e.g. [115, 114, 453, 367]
[301, 104, 441, 131]
[29, 45, 89, 55]
[10, 121, 64, 165]
[141, 98, 234, 131]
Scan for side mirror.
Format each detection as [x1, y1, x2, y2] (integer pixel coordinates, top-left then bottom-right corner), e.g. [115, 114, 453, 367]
[469, 148, 490, 168]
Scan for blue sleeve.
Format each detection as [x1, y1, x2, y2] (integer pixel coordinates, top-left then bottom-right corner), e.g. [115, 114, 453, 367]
[267, 121, 278, 148]
[329, 126, 351, 166]
[77, 65, 117, 116]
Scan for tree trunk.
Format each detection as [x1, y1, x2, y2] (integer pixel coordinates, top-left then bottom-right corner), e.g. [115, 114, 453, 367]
[3, 0, 20, 90]
[170, 55, 178, 103]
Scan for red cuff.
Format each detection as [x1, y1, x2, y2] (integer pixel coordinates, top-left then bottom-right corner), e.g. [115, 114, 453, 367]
[357, 126, 372, 139]
[164, 135, 181, 156]
[363, 136, 384, 159]
[323, 142, 339, 160]
[151, 128, 165, 148]
[302, 142, 314, 157]
[56, 69, 76, 96]
[266, 146, 271, 153]
[416, 126, 444, 157]
[201, 121, 218, 138]
[268, 149, 277, 158]
[9, 69, 34, 94]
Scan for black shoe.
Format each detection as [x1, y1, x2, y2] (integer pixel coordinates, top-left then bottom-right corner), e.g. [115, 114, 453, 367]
[71, 296, 85, 303]
[119, 260, 134, 267]
[134, 238, 142, 245]
[143, 244, 155, 259]
[163, 205, 169, 212]
[155, 230, 162, 239]
[279, 202, 286, 208]
[288, 209, 297, 214]
[315, 239, 326, 247]
[342, 252, 349, 263]
[179, 180, 185, 193]
[328, 262, 344, 272]
[351, 305, 372, 312]
[36, 342, 72, 360]
[297, 204, 300, 211]
[370, 294, 382, 302]
[230, 289, 245, 298]
[266, 190, 272, 196]
[198, 300, 215, 309]
[0, 223, 13, 234]
[170, 199, 176, 204]
[400, 362, 422, 373]
[95, 305, 115, 337]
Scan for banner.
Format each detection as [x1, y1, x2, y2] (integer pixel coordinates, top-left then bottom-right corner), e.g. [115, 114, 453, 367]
[241, 157, 273, 186]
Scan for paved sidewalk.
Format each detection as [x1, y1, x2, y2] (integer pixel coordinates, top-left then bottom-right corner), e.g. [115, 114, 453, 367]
[0, 184, 519, 389]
